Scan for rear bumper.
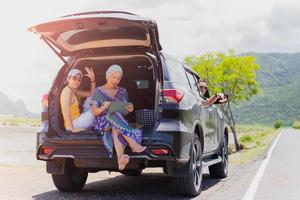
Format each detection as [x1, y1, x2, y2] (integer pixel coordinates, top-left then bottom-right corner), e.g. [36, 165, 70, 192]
[37, 142, 177, 162]
[37, 127, 193, 176]
[37, 125, 192, 161]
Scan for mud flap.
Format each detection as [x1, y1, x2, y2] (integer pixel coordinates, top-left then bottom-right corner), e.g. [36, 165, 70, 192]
[166, 139, 193, 177]
[165, 159, 192, 177]
[46, 159, 65, 175]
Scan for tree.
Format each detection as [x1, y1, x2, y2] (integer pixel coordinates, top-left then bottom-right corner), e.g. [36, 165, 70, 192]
[185, 49, 260, 150]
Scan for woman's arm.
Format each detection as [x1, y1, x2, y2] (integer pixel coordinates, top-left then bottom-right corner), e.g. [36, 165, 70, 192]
[207, 94, 220, 105]
[207, 93, 228, 105]
[92, 104, 103, 116]
[201, 93, 222, 107]
[60, 88, 74, 131]
[78, 67, 96, 97]
[92, 101, 111, 116]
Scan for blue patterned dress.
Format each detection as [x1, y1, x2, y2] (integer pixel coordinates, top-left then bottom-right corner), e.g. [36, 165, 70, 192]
[92, 86, 142, 158]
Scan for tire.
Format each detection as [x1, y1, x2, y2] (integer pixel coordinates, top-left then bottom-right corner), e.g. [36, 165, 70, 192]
[173, 134, 203, 197]
[121, 169, 143, 176]
[209, 135, 228, 178]
[51, 161, 88, 192]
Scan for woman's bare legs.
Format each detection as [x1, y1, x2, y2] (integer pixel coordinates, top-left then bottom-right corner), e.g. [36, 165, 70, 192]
[122, 134, 146, 153]
[112, 128, 129, 170]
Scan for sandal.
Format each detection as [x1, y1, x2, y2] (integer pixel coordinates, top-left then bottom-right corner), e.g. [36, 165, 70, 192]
[118, 154, 129, 171]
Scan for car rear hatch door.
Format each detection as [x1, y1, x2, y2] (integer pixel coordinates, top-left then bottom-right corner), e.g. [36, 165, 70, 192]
[28, 11, 162, 58]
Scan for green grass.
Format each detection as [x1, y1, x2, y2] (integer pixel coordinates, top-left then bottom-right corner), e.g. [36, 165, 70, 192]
[0, 117, 40, 127]
[292, 121, 300, 130]
[239, 135, 255, 143]
[229, 124, 279, 165]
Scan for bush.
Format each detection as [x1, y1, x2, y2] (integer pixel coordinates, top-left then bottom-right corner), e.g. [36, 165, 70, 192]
[274, 120, 284, 129]
[292, 121, 300, 130]
[239, 135, 254, 143]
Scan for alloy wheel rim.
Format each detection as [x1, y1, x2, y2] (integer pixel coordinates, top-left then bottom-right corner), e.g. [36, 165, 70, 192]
[193, 140, 202, 191]
[222, 139, 228, 175]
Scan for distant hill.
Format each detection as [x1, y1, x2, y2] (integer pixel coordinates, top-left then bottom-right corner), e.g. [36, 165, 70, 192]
[0, 91, 34, 117]
[234, 52, 300, 125]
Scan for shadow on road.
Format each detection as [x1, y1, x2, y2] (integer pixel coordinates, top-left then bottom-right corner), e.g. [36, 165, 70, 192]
[201, 174, 222, 191]
[32, 173, 221, 200]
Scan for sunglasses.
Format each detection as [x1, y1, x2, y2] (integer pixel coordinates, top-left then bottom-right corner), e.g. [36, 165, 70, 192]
[71, 76, 82, 82]
[199, 86, 207, 89]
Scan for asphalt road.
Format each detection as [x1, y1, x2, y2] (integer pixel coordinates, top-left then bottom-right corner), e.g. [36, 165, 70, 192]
[251, 129, 300, 200]
[1, 126, 298, 200]
[0, 163, 260, 200]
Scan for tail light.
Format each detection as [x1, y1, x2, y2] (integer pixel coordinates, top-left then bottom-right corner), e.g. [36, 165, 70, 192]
[40, 147, 54, 155]
[163, 89, 184, 103]
[150, 148, 170, 155]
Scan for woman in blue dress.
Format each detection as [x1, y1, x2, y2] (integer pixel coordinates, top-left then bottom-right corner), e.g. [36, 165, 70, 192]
[92, 64, 146, 171]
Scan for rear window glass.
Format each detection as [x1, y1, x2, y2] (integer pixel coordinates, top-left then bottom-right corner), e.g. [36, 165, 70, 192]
[163, 58, 189, 84]
[186, 71, 200, 97]
[135, 80, 149, 89]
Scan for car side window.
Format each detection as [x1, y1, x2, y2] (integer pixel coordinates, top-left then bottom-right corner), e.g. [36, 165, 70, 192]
[163, 58, 189, 84]
[186, 71, 200, 97]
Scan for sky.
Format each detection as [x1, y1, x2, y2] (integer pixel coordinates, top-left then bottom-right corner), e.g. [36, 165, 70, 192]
[0, 0, 300, 113]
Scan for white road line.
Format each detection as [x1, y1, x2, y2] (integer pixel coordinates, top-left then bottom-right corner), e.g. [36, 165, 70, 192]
[242, 130, 283, 200]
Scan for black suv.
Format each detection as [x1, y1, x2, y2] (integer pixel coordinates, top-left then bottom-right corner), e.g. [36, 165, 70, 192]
[29, 11, 229, 197]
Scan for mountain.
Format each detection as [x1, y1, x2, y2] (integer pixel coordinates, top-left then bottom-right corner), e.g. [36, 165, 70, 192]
[233, 52, 300, 125]
[0, 91, 34, 117]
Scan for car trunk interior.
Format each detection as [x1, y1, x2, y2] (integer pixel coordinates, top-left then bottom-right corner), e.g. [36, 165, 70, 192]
[53, 54, 158, 139]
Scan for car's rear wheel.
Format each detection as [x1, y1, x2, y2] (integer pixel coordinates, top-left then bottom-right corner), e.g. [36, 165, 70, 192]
[173, 134, 202, 197]
[121, 168, 143, 176]
[209, 135, 228, 178]
[51, 160, 88, 192]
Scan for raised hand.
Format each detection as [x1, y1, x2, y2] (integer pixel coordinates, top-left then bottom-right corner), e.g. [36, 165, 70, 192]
[85, 67, 95, 81]
[217, 93, 225, 100]
[218, 93, 229, 103]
